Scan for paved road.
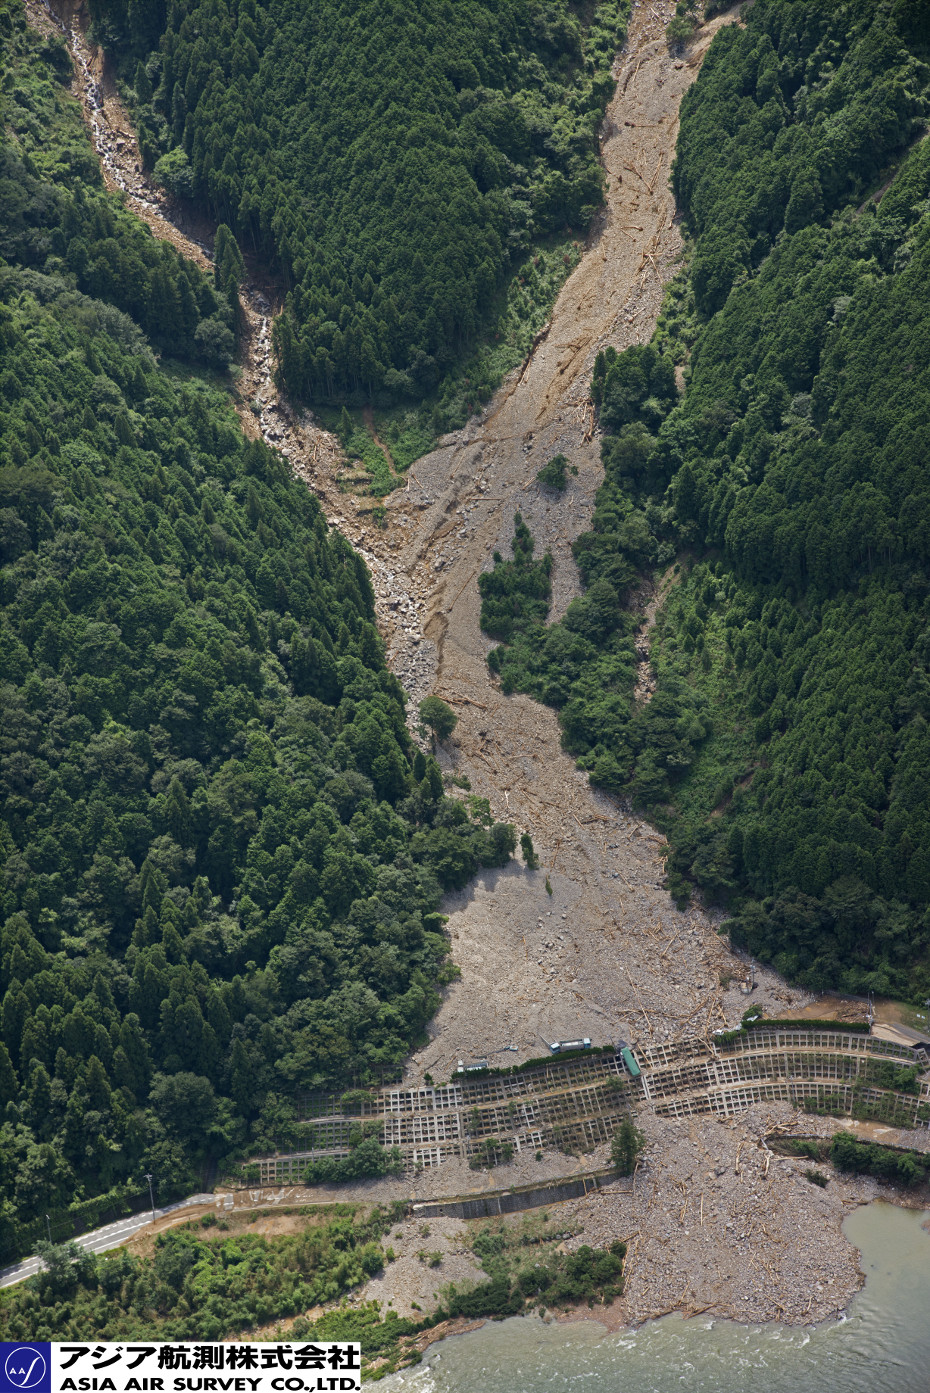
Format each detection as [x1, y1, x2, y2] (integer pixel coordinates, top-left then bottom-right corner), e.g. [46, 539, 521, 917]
[0, 1194, 215, 1289]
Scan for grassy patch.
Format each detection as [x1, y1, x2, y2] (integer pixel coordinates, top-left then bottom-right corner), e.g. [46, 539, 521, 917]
[373, 234, 587, 470]
[374, 411, 436, 472]
[317, 406, 399, 496]
[344, 425, 397, 497]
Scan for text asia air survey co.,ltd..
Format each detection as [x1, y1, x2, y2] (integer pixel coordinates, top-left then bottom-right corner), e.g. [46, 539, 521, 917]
[0, 1344, 361, 1393]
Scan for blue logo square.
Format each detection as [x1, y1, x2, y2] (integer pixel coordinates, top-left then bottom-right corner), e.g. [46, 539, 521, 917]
[0, 1345, 51, 1393]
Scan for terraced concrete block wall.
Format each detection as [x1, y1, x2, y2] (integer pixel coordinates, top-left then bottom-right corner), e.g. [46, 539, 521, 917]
[251, 1032, 929, 1185]
[255, 1054, 639, 1180]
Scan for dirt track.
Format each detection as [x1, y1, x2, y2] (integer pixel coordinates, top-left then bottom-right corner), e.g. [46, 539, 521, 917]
[31, 0, 910, 1331]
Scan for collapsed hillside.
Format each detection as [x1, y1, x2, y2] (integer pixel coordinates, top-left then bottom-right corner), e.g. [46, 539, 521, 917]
[479, 0, 930, 1002]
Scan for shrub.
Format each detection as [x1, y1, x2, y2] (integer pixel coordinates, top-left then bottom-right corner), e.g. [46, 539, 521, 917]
[153, 146, 194, 198]
[829, 1132, 930, 1187]
[303, 1139, 403, 1185]
[537, 455, 576, 490]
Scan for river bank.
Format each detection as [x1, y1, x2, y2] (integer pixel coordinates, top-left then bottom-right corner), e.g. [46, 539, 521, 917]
[379, 1202, 930, 1393]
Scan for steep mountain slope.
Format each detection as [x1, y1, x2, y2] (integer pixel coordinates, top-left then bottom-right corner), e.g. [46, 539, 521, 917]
[0, 6, 514, 1256]
[89, 0, 630, 409]
[0, 1, 231, 365]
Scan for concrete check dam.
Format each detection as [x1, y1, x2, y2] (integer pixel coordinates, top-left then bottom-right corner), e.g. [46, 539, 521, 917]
[249, 1028, 930, 1185]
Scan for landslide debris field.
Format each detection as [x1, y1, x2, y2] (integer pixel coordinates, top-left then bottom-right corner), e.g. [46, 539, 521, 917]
[344, 0, 782, 1079]
[32, 0, 930, 1332]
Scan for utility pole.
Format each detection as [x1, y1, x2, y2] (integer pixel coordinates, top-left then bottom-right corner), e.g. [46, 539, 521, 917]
[45, 1214, 51, 1242]
[144, 1173, 155, 1224]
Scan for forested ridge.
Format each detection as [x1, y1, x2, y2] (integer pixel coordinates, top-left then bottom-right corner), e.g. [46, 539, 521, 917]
[88, 0, 629, 413]
[482, 0, 930, 1000]
[0, 4, 516, 1256]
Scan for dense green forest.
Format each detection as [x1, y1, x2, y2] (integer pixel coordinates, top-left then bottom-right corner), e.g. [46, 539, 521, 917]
[482, 0, 930, 1001]
[88, 0, 629, 412]
[0, 5, 516, 1256]
[0, 1208, 396, 1342]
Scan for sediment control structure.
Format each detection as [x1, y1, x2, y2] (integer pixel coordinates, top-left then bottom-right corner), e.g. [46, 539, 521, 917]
[254, 1051, 636, 1184]
[639, 1027, 930, 1125]
[249, 1029, 930, 1185]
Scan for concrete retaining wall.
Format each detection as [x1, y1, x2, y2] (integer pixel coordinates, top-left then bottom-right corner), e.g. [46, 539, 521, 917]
[411, 1169, 622, 1220]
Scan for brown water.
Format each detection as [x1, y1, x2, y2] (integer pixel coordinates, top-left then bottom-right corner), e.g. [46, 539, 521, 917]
[383, 1203, 930, 1393]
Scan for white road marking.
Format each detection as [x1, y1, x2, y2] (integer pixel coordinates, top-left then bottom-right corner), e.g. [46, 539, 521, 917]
[0, 1195, 213, 1288]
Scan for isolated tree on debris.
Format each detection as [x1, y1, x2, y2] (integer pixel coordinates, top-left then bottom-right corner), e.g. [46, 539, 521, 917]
[419, 695, 458, 748]
[536, 454, 576, 490]
[521, 832, 540, 869]
[611, 1115, 645, 1175]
